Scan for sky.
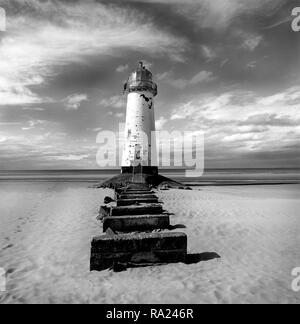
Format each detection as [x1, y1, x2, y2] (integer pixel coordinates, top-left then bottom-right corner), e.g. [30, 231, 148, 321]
[0, 0, 299, 170]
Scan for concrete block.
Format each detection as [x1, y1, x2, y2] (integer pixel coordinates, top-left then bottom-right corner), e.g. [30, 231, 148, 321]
[126, 183, 151, 190]
[115, 191, 155, 199]
[126, 188, 152, 192]
[103, 214, 170, 232]
[104, 196, 115, 204]
[119, 194, 157, 200]
[90, 232, 187, 271]
[116, 198, 160, 206]
[110, 204, 164, 216]
[97, 205, 111, 220]
[122, 190, 154, 195]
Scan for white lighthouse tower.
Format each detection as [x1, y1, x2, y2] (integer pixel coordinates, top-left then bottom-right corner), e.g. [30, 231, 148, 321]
[122, 62, 158, 176]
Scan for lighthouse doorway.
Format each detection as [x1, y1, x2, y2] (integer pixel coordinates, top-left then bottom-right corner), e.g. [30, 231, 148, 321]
[131, 144, 144, 183]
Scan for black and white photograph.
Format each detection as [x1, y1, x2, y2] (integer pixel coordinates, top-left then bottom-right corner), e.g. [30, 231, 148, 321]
[0, 0, 300, 306]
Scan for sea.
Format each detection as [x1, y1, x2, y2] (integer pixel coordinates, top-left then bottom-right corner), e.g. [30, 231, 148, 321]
[0, 169, 299, 186]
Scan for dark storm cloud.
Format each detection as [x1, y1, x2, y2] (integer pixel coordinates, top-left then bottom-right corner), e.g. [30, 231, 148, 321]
[98, 0, 205, 44]
[49, 59, 115, 95]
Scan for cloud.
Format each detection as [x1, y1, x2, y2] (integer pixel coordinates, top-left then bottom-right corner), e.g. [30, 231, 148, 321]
[190, 71, 215, 85]
[130, 0, 285, 29]
[170, 93, 232, 120]
[0, 0, 186, 107]
[53, 154, 90, 161]
[107, 110, 125, 119]
[22, 107, 45, 111]
[266, 16, 293, 29]
[169, 79, 190, 90]
[116, 64, 129, 73]
[223, 133, 264, 143]
[91, 127, 103, 132]
[115, 112, 125, 119]
[241, 114, 300, 127]
[0, 73, 46, 106]
[241, 34, 263, 52]
[169, 85, 300, 156]
[100, 95, 126, 109]
[162, 71, 215, 89]
[0, 136, 7, 143]
[257, 87, 300, 106]
[201, 46, 217, 61]
[156, 71, 172, 81]
[156, 116, 168, 130]
[0, 127, 96, 169]
[64, 94, 88, 111]
[22, 119, 49, 131]
[246, 61, 257, 69]
[0, 0, 296, 169]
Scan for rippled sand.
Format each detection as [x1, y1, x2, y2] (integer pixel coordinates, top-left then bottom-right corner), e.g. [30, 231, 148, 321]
[0, 182, 299, 304]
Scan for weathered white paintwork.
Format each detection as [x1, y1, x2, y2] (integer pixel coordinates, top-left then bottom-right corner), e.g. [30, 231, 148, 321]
[122, 63, 157, 168]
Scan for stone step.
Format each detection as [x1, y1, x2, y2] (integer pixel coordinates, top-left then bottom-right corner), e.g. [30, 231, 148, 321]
[90, 232, 187, 271]
[110, 204, 164, 216]
[103, 214, 170, 233]
[126, 187, 152, 192]
[116, 198, 160, 207]
[126, 184, 151, 191]
[121, 190, 155, 195]
[115, 191, 155, 199]
[118, 194, 157, 200]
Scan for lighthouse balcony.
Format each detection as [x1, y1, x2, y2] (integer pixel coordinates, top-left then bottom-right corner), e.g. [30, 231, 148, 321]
[124, 80, 158, 96]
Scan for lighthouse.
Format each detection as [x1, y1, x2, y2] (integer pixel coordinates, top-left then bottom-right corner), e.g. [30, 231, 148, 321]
[122, 62, 158, 176]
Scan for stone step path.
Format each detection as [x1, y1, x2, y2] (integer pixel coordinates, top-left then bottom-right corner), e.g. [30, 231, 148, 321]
[90, 232, 187, 272]
[103, 214, 170, 233]
[110, 204, 164, 216]
[116, 198, 160, 206]
[117, 190, 155, 195]
[90, 182, 188, 271]
[118, 194, 158, 199]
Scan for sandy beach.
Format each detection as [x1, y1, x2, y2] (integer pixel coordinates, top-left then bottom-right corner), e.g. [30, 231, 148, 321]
[0, 181, 299, 304]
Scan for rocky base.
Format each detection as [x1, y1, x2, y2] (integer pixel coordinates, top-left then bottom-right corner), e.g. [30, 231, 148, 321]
[97, 173, 190, 190]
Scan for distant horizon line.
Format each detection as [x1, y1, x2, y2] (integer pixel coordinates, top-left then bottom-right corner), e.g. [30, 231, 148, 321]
[1, 168, 300, 172]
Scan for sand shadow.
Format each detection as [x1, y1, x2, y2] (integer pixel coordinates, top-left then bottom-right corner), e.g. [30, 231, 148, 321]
[110, 252, 221, 272]
[185, 252, 221, 264]
[167, 224, 187, 230]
